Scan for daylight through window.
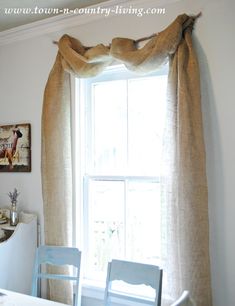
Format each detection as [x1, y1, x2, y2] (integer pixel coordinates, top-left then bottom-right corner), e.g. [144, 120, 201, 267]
[75, 65, 168, 283]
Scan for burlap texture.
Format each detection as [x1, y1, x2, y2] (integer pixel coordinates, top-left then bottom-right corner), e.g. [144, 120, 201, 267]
[41, 14, 212, 305]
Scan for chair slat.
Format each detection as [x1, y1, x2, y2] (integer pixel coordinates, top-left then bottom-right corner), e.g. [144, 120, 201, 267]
[37, 273, 78, 281]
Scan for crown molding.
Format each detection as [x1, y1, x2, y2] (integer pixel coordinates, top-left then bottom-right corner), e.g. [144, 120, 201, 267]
[0, 0, 175, 46]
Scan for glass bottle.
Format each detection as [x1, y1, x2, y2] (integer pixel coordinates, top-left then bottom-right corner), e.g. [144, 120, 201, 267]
[10, 201, 18, 226]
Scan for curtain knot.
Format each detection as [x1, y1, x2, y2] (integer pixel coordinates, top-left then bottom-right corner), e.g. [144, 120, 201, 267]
[55, 13, 201, 77]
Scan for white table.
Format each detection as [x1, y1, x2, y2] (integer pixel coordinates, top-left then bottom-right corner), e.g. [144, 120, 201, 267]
[0, 289, 68, 306]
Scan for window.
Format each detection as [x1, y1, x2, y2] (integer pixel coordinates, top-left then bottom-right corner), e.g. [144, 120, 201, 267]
[75, 65, 168, 285]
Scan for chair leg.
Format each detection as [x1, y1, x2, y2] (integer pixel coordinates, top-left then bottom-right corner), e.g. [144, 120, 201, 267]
[73, 293, 75, 306]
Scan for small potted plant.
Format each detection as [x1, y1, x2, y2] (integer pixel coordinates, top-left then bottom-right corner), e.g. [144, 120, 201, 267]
[8, 188, 20, 226]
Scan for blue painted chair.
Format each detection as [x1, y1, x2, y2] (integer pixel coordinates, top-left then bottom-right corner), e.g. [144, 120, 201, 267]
[31, 245, 81, 306]
[104, 259, 163, 306]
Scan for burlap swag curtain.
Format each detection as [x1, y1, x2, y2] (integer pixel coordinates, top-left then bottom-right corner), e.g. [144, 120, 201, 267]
[41, 13, 212, 306]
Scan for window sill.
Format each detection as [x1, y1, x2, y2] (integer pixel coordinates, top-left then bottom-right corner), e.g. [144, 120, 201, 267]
[81, 279, 105, 300]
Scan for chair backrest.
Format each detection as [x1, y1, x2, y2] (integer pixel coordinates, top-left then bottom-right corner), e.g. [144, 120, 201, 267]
[104, 259, 163, 306]
[171, 291, 194, 306]
[31, 245, 81, 306]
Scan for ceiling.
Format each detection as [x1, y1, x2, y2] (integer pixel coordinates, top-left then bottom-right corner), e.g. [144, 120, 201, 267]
[0, 0, 109, 32]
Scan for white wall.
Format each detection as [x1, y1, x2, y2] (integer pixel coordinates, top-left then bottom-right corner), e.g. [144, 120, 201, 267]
[0, 0, 235, 304]
[0, 35, 56, 232]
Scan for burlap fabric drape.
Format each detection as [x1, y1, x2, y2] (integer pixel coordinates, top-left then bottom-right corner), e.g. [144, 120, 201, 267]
[41, 14, 212, 305]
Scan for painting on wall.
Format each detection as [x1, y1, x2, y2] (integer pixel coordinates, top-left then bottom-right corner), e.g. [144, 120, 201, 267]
[0, 124, 31, 172]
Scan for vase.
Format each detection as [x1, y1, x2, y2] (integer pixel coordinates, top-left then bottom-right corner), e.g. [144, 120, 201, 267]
[10, 202, 18, 226]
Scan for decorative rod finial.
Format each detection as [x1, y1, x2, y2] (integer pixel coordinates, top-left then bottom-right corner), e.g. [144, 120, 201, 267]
[194, 12, 202, 19]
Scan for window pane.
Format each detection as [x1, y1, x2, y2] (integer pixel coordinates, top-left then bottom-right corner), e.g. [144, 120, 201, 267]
[86, 180, 125, 280]
[128, 76, 167, 175]
[126, 181, 161, 264]
[92, 80, 127, 174]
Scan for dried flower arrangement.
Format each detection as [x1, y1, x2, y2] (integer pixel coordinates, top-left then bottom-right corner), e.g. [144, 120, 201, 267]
[8, 188, 20, 205]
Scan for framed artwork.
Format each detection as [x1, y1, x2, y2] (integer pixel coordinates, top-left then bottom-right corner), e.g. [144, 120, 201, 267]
[0, 124, 31, 172]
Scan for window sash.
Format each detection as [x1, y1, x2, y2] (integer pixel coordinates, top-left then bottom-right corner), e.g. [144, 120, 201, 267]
[83, 175, 161, 281]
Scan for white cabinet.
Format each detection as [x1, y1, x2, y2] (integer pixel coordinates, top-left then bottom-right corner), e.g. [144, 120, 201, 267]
[0, 212, 37, 295]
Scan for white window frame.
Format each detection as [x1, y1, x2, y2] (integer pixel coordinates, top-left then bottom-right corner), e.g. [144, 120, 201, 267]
[74, 64, 168, 295]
